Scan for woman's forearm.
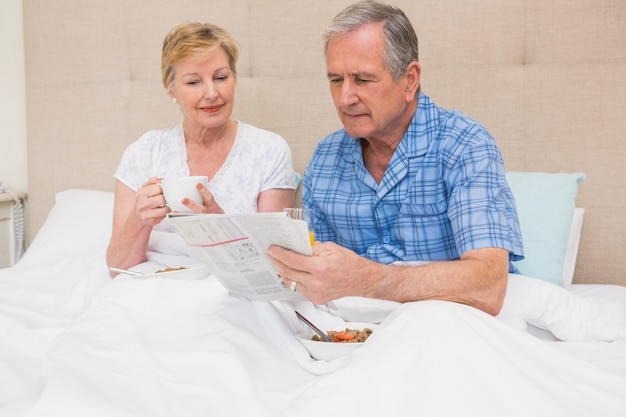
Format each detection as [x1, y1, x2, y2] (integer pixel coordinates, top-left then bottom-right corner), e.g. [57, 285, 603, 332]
[106, 214, 153, 276]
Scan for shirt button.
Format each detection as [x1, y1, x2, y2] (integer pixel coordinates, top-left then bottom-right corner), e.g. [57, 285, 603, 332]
[383, 236, 390, 243]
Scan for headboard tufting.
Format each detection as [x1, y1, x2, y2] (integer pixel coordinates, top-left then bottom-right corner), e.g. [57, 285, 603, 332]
[23, 0, 626, 284]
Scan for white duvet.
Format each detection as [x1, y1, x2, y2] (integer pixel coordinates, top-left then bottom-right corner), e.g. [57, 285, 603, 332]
[1, 190, 626, 416]
[2, 245, 626, 417]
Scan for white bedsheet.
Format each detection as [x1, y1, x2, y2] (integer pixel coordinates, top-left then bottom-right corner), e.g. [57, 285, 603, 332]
[2, 240, 626, 417]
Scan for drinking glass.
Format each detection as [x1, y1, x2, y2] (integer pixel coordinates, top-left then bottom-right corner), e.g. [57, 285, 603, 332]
[283, 208, 315, 246]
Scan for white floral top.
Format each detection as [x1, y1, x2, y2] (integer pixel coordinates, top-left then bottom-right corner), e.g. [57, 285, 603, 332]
[114, 121, 295, 214]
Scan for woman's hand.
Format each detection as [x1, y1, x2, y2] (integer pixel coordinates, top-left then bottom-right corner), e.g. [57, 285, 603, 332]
[134, 177, 170, 225]
[180, 182, 224, 214]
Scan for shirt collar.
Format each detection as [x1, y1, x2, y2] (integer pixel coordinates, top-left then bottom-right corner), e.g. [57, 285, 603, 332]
[396, 92, 436, 158]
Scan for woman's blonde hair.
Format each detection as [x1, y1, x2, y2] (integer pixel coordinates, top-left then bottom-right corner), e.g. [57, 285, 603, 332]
[161, 22, 239, 91]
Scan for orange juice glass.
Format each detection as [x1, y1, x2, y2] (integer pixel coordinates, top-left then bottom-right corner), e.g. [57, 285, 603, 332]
[283, 208, 315, 247]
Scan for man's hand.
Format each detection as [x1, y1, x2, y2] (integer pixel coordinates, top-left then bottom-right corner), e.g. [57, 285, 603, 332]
[267, 241, 384, 305]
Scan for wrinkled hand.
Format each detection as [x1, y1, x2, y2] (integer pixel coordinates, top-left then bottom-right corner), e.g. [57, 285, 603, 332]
[134, 177, 170, 226]
[180, 182, 224, 214]
[267, 241, 383, 305]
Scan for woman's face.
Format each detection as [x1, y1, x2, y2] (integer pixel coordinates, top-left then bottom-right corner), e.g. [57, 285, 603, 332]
[169, 47, 236, 130]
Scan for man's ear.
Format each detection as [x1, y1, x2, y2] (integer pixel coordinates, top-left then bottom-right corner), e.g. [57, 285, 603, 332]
[405, 61, 421, 99]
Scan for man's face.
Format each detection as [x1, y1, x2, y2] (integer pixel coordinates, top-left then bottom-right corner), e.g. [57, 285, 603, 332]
[326, 23, 418, 143]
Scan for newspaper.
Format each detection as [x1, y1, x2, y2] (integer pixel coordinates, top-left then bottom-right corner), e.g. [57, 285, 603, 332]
[166, 212, 311, 301]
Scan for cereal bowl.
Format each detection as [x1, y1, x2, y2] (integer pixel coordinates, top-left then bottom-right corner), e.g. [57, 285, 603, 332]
[295, 322, 378, 361]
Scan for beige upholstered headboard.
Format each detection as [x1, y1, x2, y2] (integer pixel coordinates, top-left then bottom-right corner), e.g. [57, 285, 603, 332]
[23, 0, 626, 285]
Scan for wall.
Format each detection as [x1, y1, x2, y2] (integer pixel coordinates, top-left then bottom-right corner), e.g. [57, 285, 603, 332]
[0, 0, 28, 195]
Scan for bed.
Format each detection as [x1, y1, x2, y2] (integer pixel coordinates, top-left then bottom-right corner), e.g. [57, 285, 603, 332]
[1, 172, 626, 417]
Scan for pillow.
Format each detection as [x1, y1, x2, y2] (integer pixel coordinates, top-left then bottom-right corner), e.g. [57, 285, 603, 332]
[18, 189, 114, 267]
[500, 273, 626, 342]
[294, 171, 302, 191]
[506, 172, 585, 286]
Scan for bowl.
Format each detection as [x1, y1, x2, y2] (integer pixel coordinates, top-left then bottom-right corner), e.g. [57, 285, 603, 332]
[295, 322, 378, 361]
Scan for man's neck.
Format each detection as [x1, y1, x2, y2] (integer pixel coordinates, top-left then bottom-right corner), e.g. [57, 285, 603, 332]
[360, 100, 417, 183]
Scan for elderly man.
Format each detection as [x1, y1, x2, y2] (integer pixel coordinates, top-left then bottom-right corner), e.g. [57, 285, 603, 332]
[268, 0, 523, 316]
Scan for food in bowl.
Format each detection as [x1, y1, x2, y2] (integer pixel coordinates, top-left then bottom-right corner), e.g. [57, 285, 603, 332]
[295, 322, 378, 361]
[312, 327, 374, 343]
[135, 265, 209, 280]
[155, 266, 188, 273]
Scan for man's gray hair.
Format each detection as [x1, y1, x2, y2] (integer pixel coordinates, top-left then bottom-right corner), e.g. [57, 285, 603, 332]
[323, 1, 419, 81]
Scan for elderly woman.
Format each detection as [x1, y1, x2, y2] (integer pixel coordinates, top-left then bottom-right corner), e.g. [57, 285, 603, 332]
[106, 23, 296, 275]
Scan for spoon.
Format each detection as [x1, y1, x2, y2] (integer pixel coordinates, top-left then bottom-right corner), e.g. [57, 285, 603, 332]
[295, 311, 332, 342]
[109, 267, 144, 276]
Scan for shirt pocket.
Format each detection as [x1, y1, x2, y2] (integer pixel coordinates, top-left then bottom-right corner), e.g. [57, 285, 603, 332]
[396, 198, 454, 259]
[399, 198, 448, 217]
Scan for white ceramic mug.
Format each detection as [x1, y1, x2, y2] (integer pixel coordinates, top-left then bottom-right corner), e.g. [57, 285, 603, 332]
[160, 176, 209, 213]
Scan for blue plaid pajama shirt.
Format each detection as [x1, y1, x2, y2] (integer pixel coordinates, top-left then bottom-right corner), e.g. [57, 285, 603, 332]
[303, 93, 524, 272]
